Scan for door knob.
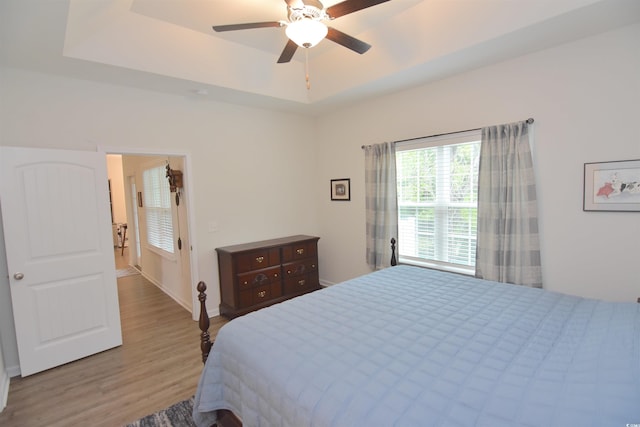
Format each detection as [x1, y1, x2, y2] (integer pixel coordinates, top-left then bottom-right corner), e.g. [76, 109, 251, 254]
[13, 272, 24, 280]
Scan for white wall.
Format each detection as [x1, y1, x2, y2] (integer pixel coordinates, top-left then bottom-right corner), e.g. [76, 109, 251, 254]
[0, 338, 7, 412]
[106, 154, 127, 225]
[0, 208, 12, 407]
[0, 207, 19, 377]
[0, 69, 320, 370]
[315, 23, 640, 302]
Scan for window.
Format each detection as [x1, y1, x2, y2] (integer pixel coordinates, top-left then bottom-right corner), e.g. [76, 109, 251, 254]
[142, 164, 174, 254]
[396, 130, 480, 274]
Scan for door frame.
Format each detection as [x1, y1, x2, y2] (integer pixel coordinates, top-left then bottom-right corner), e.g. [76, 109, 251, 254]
[101, 146, 200, 321]
[126, 174, 141, 267]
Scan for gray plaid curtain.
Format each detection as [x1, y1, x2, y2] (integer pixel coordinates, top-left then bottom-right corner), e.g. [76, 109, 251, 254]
[364, 142, 398, 270]
[475, 121, 542, 287]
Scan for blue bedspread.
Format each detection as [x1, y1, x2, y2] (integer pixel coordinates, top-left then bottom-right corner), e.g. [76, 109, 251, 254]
[194, 265, 640, 427]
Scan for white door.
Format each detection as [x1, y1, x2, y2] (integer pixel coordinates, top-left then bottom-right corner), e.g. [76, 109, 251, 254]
[0, 146, 122, 376]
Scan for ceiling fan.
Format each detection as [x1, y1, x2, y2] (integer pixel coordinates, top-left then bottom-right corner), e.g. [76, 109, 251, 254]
[212, 0, 391, 64]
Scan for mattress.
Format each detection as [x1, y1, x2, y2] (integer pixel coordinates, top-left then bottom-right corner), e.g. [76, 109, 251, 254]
[194, 265, 640, 427]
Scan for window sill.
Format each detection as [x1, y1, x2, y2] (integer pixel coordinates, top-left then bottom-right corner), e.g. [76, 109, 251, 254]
[145, 244, 177, 262]
[398, 257, 475, 277]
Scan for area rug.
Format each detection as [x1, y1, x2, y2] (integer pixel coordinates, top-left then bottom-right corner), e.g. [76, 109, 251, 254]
[125, 396, 195, 427]
[116, 266, 141, 278]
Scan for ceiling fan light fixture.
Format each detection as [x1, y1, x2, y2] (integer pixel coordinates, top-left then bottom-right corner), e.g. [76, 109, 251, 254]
[285, 19, 328, 48]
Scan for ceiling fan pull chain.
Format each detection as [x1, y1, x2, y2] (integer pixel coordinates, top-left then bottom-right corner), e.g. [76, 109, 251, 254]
[305, 49, 311, 90]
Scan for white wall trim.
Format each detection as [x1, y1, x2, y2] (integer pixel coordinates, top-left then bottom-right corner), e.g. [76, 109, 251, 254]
[0, 369, 9, 412]
[319, 279, 336, 287]
[183, 152, 201, 321]
[6, 365, 20, 378]
[140, 270, 192, 313]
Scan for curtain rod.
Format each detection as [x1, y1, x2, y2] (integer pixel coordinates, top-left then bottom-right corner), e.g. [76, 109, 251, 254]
[361, 118, 534, 149]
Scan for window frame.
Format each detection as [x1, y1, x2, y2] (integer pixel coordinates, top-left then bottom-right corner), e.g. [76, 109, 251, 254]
[395, 130, 481, 276]
[141, 161, 175, 258]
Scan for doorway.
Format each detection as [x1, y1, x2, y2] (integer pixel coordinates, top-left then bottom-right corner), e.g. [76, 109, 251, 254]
[0, 146, 199, 377]
[106, 151, 197, 316]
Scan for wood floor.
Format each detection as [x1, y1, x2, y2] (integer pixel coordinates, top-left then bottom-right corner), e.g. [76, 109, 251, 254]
[0, 249, 227, 427]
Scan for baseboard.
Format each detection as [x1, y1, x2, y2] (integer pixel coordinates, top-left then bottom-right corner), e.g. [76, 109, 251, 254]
[319, 279, 336, 287]
[140, 271, 192, 313]
[6, 365, 20, 378]
[208, 305, 221, 318]
[0, 368, 9, 412]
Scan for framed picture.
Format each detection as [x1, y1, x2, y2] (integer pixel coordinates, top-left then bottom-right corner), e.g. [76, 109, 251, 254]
[583, 159, 640, 212]
[137, 191, 143, 208]
[330, 178, 351, 201]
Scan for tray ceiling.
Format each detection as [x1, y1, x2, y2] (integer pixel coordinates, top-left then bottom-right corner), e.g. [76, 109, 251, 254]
[2, 0, 639, 115]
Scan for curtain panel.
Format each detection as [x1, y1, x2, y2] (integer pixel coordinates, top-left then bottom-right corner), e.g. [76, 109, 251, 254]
[475, 120, 542, 287]
[364, 142, 398, 270]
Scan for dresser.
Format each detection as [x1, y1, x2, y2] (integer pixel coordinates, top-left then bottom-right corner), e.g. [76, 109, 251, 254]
[216, 235, 320, 319]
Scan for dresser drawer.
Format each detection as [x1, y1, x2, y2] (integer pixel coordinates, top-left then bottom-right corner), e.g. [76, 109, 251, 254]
[217, 235, 319, 318]
[236, 248, 280, 273]
[239, 283, 282, 308]
[282, 240, 317, 262]
[283, 259, 317, 277]
[237, 266, 281, 291]
[284, 274, 319, 294]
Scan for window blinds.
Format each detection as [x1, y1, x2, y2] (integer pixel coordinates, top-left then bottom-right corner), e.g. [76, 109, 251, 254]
[142, 165, 174, 254]
[396, 131, 480, 269]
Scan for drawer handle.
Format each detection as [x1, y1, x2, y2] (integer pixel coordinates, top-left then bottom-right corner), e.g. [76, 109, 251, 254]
[296, 248, 304, 255]
[254, 274, 268, 286]
[274, 273, 278, 278]
[243, 281, 249, 285]
[298, 279, 306, 286]
[311, 264, 316, 268]
[257, 290, 266, 298]
[255, 256, 264, 263]
[287, 270, 292, 274]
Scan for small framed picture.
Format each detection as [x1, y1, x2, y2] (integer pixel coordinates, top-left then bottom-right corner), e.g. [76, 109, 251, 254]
[137, 191, 143, 208]
[331, 178, 350, 201]
[583, 159, 640, 212]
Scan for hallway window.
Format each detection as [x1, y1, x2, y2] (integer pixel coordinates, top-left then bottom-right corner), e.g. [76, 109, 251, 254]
[142, 164, 174, 254]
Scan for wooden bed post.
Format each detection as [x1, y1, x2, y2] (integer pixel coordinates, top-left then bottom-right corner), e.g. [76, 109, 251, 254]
[197, 282, 243, 426]
[390, 238, 397, 266]
[197, 281, 213, 364]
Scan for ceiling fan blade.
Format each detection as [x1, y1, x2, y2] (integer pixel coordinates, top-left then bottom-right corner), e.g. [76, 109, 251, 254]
[325, 27, 371, 54]
[277, 39, 299, 63]
[326, 0, 390, 19]
[212, 21, 282, 32]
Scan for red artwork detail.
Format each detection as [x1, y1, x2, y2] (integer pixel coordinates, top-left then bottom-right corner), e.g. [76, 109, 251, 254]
[596, 182, 614, 198]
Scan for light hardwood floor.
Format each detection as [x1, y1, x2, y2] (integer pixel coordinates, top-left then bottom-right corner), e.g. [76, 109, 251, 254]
[0, 249, 227, 427]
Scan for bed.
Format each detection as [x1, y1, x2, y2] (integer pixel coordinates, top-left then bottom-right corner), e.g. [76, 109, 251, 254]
[193, 265, 640, 427]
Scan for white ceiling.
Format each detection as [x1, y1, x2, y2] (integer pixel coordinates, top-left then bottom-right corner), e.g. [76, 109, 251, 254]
[2, 0, 639, 115]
